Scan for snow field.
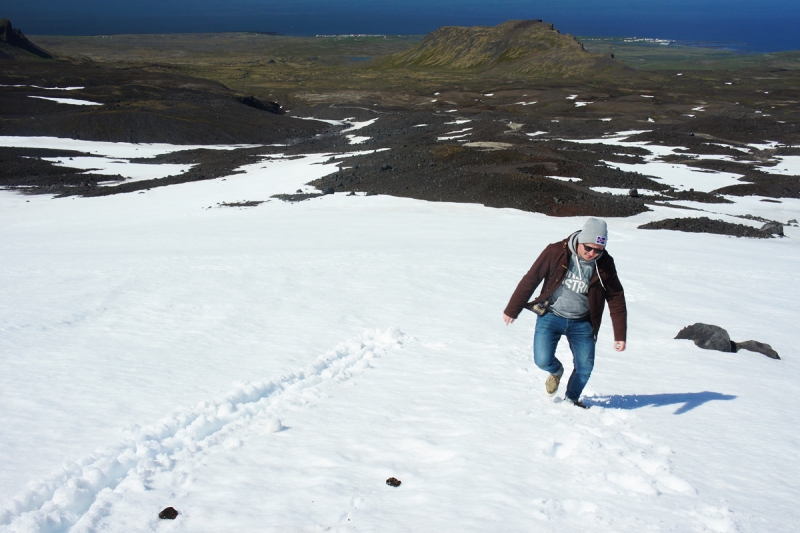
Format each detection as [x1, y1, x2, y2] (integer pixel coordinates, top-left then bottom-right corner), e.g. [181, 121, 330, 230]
[1, 329, 407, 533]
[1, 136, 799, 531]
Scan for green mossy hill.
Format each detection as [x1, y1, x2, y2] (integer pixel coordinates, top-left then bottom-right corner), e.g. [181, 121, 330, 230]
[378, 20, 628, 77]
[0, 19, 53, 60]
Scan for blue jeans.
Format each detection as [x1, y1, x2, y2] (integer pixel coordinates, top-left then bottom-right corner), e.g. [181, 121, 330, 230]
[533, 312, 595, 402]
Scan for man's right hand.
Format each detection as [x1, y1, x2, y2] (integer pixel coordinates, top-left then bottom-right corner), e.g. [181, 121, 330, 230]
[503, 313, 515, 325]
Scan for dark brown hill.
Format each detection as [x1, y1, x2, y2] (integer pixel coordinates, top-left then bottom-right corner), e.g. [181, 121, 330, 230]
[378, 20, 628, 77]
[0, 19, 53, 60]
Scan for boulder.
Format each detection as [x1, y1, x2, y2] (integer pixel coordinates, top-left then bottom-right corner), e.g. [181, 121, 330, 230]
[760, 221, 784, 236]
[734, 340, 780, 360]
[675, 323, 780, 359]
[675, 323, 733, 352]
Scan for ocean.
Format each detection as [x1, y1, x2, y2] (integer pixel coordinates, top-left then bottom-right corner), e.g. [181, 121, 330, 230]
[8, 0, 800, 52]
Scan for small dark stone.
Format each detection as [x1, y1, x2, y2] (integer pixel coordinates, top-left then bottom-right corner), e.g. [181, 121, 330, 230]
[788, 219, 798, 225]
[629, 188, 639, 198]
[158, 507, 179, 520]
[689, 132, 695, 136]
[323, 187, 335, 195]
[296, 189, 302, 193]
[386, 477, 402, 487]
[380, 164, 393, 171]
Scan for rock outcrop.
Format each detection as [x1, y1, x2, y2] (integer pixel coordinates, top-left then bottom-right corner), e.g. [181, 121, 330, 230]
[0, 19, 53, 60]
[377, 20, 628, 78]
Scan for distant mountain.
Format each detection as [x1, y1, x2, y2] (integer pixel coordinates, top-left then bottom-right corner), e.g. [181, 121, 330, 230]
[0, 19, 53, 60]
[378, 20, 627, 77]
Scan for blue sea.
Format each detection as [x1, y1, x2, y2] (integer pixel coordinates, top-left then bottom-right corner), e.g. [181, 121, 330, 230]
[9, 0, 800, 52]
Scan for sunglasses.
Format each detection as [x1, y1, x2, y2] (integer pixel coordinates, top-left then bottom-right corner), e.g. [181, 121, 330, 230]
[582, 243, 604, 254]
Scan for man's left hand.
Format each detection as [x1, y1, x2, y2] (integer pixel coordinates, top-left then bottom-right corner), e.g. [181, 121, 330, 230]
[614, 341, 626, 352]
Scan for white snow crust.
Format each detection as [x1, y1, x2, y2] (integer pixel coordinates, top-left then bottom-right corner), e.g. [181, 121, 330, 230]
[41, 157, 194, 184]
[28, 96, 103, 106]
[1, 136, 799, 533]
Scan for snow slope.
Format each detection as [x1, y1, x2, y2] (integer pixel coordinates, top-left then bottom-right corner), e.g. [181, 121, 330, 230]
[1, 138, 799, 532]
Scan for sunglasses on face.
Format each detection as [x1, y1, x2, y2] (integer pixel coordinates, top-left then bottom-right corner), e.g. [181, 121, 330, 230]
[582, 243, 603, 254]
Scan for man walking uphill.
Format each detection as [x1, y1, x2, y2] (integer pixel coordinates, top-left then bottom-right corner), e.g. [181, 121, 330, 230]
[502, 218, 627, 408]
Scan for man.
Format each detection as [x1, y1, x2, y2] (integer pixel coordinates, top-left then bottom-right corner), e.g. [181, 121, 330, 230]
[502, 218, 627, 408]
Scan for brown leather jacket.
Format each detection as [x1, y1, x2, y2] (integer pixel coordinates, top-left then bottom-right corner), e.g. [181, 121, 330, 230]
[503, 234, 627, 341]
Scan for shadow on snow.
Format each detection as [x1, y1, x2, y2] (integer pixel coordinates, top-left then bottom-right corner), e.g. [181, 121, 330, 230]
[584, 391, 737, 414]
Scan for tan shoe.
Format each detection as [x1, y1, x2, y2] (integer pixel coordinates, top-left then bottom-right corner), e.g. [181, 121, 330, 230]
[545, 368, 564, 396]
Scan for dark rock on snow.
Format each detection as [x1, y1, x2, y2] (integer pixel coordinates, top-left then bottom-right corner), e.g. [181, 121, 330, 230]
[386, 477, 402, 487]
[158, 507, 179, 520]
[675, 323, 780, 359]
[0, 19, 53, 59]
[675, 323, 735, 352]
[760, 221, 784, 236]
[639, 217, 772, 238]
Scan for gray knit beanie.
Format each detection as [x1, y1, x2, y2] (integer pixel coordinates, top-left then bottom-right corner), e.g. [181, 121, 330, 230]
[578, 217, 608, 246]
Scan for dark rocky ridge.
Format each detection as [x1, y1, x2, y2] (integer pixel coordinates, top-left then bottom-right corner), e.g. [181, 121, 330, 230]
[0, 61, 323, 144]
[638, 217, 773, 238]
[0, 19, 52, 60]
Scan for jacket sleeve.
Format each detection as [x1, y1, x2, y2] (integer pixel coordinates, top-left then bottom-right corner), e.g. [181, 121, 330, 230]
[603, 258, 627, 342]
[503, 246, 552, 319]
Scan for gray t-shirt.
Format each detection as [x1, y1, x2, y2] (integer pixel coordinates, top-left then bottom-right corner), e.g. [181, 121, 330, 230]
[549, 235, 598, 319]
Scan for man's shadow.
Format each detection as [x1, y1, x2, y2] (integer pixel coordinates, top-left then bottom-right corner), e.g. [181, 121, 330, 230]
[584, 391, 737, 414]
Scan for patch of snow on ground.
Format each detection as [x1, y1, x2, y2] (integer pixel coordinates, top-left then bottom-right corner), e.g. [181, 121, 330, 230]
[748, 141, 783, 151]
[514, 101, 537, 106]
[566, 95, 578, 100]
[548, 176, 579, 182]
[574, 102, 592, 107]
[1, 85, 84, 90]
[565, 131, 743, 192]
[604, 160, 742, 192]
[437, 128, 472, 141]
[413, 124, 428, 127]
[444, 119, 472, 125]
[42, 157, 194, 184]
[590, 187, 666, 196]
[291, 116, 352, 126]
[527, 131, 548, 137]
[665, 195, 800, 224]
[346, 135, 370, 144]
[705, 143, 750, 153]
[759, 156, 800, 175]
[342, 118, 378, 133]
[33, 86, 85, 91]
[28, 96, 103, 106]
[0, 136, 260, 159]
